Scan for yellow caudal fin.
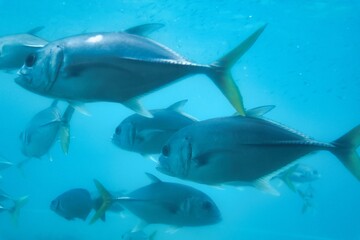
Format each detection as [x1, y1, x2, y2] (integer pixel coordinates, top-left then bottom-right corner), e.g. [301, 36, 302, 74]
[89, 179, 112, 224]
[59, 125, 70, 155]
[331, 125, 360, 181]
[10, 195, 29, 225]
[208, 25, 267, 116]
[59, 105, 75, 155]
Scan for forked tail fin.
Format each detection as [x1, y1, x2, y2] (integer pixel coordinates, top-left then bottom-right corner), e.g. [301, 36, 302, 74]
[208, 25, 267, 116]
[9, 195, 29, 225]
[331, 125, 360, 181]
[59, 105, 75, 155]
[89, 179, 112, 224]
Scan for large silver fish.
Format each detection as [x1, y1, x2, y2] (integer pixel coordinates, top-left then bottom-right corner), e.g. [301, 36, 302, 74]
[0, 26, 47, 71]
[15, 23, 266, 117]
[19, 100, 75, 163]
[157, 116, 360, 194]
[112, 99, 197, 158]
[91, 173, 221, 228]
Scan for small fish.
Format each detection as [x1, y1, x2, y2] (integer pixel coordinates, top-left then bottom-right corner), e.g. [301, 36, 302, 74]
[122, 230, 157, 240]
[0, 26, 47, 71]
[50, 188, 93, 221]
[297, 184, 315, 214]
[112, 99, 197, 158]
[90, 173, 221, 229]
[157, 115, 360, 195]
[16, 23, 266, 117]
[19, 101, 75, 166]
[273, 164, 321, 192]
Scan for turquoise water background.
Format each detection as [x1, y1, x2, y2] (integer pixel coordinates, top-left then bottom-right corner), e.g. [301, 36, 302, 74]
[0, 0, 359, 239]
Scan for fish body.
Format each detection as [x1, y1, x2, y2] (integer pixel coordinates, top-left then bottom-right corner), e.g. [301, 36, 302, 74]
[92, 173, 221, 227]
[0, 27, 47, 70]
[276, 164, 320, 183]
[19, 101, 75, 159]
[113, 100, 197, 155]
[50, 188, 92, 221]
[157, 116, 360, 190]
[19, 101, 62, 158]
[16, 25, 267, 116]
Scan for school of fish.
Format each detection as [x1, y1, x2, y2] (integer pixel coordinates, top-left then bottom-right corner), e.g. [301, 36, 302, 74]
[0, 21, 359, 239]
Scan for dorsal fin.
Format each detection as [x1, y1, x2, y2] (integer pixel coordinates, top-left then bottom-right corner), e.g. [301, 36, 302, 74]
[145, 172, 162, 183]
[27, 26, 45, 35]
[233, 105, 275, 117]
[167, 99, 188, 112]
[124, 23, 164, 37]
[246, 105, 275, 117]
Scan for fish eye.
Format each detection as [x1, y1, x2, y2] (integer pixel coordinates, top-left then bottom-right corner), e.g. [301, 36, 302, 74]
[25, 53, 37, 67]
[162, 145, 170, 157]
[202, 200, 213, 210]
[115, 126, 121, 135]
[50, 199, 59, 209]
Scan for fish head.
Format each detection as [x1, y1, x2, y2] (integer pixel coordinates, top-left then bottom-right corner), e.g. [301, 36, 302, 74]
[294, 164, 321, 182]
[178, 195, 221, 226]
[50, 198, 60, 213]
[15, 43, 64, 96]
[112, 120, 137, 151]
[158, 134, 194, 178]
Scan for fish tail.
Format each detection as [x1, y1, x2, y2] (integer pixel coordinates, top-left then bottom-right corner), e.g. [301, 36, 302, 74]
[89, 179, 112, 224]
[62, 104, 75, 124]
[9, 195, 29, 225]
[208, 25, 267, 116]
[59, 105, 75, 155]
[331, 124, 360, 181]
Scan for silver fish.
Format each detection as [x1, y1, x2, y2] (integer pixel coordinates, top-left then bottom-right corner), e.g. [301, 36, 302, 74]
[157, 116, 360, 194]
[19, 100, 75, 162]
[91, 173, 221, 228]
[15, 24, 266, 117]
[273, 163, 320, 192]
[0, 26, 47, 71]
[112, 99, 197, 157]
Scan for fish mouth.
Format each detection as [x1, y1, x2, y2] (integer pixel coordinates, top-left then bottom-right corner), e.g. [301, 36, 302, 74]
[111, 134, 134, 151]
[156, 156, 174, 176]
[15, 75, 32, 86]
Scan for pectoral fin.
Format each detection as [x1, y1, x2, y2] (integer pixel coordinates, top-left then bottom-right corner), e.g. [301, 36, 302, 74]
[124, 98, 153, 118]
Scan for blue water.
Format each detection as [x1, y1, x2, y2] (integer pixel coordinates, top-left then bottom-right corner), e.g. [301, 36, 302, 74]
[0, 0, 360, 239]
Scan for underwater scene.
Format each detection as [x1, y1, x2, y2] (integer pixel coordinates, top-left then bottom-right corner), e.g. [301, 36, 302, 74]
[0, 0, 359, 239]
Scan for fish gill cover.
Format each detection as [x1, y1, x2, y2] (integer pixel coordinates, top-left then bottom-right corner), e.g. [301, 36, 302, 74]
[0, 0, 359, 240]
